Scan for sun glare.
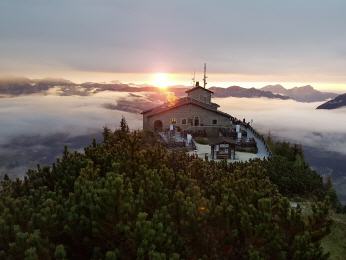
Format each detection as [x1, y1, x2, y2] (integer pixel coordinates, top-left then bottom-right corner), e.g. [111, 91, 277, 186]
[152, 73, 170, 89]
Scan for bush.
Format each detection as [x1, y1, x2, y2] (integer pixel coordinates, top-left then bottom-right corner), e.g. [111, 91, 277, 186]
[0, 122, 331, 259]
[194, 136, 209, 145]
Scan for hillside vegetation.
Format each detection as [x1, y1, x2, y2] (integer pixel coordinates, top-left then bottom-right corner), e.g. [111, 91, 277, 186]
[321, 213, 346, 260]
[0, 119, 335, 259]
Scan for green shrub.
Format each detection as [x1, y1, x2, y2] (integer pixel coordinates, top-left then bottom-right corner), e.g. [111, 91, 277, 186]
[0, 122, 331, 259]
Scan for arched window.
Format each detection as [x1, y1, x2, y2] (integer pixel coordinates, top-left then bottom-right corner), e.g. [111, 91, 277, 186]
[153, 120, 163, 132]
[194, 117, 199, 126]
[181, 119, 187, 125]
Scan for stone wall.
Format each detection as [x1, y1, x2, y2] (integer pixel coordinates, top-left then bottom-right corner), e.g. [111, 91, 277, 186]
[187, 88, 212, 104]
[143, 103, 231, 135]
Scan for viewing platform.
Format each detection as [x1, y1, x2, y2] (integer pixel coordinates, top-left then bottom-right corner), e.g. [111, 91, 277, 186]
[158, 117, 271, 163]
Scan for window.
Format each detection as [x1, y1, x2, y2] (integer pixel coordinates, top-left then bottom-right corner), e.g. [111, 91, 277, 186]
[170, 118, 177, 124]
[212, 119, 217, 125]
[194, 117, 199, 126]
[181, 119, 187, 125]
[188, 118, 193, 125]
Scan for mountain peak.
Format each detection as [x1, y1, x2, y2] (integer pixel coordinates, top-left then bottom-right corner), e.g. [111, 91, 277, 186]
[261, 84, 287, 92]
[293, 85, 314, 91]
[261, 84, 337, 102]
[209, 85, 289, 100]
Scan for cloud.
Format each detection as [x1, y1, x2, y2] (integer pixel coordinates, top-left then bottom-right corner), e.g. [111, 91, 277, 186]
[216, 97, 346, 155]
[1, 89, 345, 202]
[0, 91, 142, 145]
[0, 91, 345, 203]
[0, 90, 144, 178]
[102, 92, 169, 113]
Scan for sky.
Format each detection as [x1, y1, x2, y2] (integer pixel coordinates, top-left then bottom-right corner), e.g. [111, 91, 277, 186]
[1, 0, 346, 91]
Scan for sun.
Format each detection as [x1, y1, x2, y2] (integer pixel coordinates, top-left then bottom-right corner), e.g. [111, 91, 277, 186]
[152, 73, 170, 89]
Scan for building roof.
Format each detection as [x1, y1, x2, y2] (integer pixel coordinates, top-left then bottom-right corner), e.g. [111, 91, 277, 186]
[185, 86, 214, 94]
[208, 137, 237, 146]
[141, 96, 231, 118]
[211, 102, 220, 108]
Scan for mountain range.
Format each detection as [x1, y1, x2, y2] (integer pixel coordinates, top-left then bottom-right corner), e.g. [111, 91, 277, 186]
[0, 77, 339, 103]
[261, 84, 338, 102]
[209, 86, 289, 100]
[316, 93, 346, 110]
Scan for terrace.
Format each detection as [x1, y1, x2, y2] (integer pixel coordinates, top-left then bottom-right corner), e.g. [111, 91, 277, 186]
[158, 119, 270, 162]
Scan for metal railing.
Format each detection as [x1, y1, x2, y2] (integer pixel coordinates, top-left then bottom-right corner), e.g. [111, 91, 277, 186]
[231, 118, 272, 158]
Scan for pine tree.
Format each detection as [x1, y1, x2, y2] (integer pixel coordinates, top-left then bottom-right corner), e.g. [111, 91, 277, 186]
[120, 116, 129, 133]
[0, 118, 332, 259]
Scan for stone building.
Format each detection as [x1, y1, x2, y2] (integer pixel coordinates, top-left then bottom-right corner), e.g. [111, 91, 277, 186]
[142, 82, 232, 136]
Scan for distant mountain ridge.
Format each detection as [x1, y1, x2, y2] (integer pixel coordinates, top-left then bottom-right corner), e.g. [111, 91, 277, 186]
[209, 86, 289, 100]
[261, 84, 337, 102]
[0, 77, 339, 103]
[0, 77, 290, 100]
[316, 93, 346, 110]
[0, 77, 76, 96]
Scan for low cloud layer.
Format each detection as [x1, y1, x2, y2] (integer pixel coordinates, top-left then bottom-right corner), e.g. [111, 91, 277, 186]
[216, 97, 346, 202]
[0, 91, 345, 201]
[0, 91, 142, 145]
[102, 92, 165, 114]
[217, 97, 346, 155]
[0, 91, 142, 178]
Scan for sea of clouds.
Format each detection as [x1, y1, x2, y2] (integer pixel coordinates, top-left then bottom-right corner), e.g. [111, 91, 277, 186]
[216, 97, 346, 155]
[0, 91, 345, 191]
[0, 91, 142, 177]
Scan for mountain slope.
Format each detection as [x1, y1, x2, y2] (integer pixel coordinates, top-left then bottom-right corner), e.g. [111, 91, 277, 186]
[316, 93, 346, 109]
[261, 84, 337, 102]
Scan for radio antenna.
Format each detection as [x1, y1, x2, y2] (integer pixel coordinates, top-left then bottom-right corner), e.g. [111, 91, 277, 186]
[203, 63, 207, 88]
[192, 71, 196, 86]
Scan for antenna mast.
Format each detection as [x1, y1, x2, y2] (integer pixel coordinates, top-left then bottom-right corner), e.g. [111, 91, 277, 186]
[192, 72, 196, 87]
[203, 63, 207, 88]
